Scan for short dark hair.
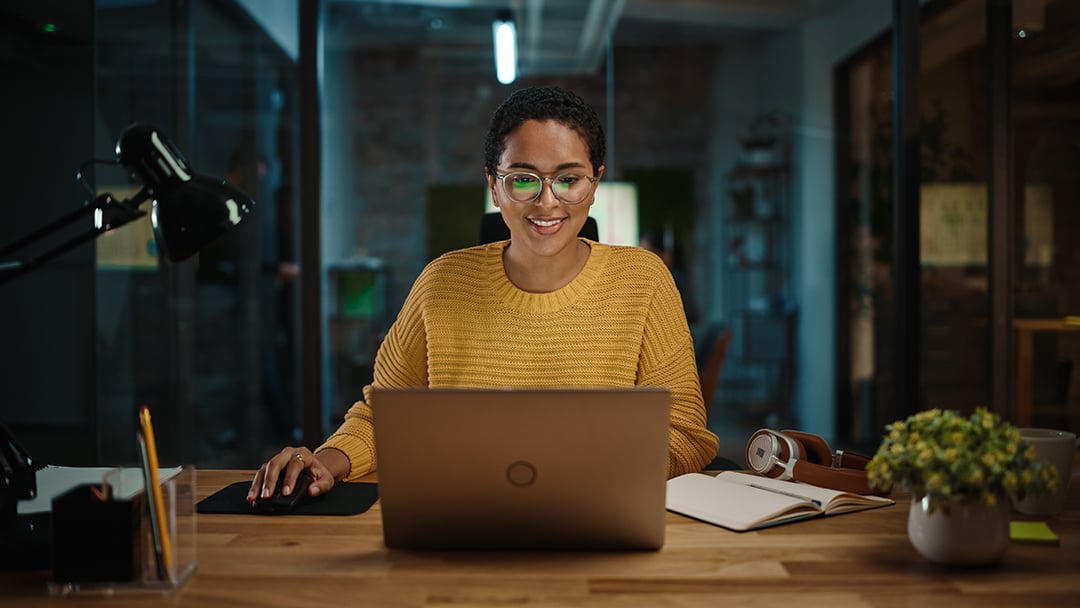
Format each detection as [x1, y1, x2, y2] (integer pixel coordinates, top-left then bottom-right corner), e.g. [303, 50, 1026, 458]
[483, 86, 606, 177]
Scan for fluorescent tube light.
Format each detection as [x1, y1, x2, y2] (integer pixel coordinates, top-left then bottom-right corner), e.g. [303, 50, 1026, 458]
[493, 15, 517, 85]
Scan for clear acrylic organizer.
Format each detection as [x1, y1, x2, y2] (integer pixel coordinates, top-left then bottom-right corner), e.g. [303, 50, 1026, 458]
[47, 465, 197, 596]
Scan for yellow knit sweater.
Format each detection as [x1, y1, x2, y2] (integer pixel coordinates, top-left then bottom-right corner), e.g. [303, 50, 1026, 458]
[318, 239, 719, 480]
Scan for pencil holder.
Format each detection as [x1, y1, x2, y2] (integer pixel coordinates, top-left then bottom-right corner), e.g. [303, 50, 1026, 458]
[51, 484, 143, 583]
[48, 465, 197, 596]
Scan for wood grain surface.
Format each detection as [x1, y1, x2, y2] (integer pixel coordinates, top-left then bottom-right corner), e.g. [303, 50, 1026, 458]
[2, 466, 1078, 607]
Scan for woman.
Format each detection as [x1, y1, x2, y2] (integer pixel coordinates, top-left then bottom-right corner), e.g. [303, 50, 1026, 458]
[249, 86, 718, 503]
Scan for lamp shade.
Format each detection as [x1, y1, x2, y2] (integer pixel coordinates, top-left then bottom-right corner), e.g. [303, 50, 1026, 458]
[116, 124, 255, 262]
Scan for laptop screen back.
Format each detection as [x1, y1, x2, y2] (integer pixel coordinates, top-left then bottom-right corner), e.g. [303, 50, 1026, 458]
[371, 387, 670, 550]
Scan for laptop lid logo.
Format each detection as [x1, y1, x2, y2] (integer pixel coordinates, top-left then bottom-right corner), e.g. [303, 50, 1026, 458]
[506, 461, 537, 487]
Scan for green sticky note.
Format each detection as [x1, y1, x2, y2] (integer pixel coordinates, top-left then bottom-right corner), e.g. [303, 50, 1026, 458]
[1010, 521, 1060, 546]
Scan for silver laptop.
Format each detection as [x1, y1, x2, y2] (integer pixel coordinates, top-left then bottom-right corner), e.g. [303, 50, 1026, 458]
[371, 387, 670, 550]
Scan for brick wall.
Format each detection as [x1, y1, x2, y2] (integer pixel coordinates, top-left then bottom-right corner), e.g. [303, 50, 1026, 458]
[328, 44, 718, 316]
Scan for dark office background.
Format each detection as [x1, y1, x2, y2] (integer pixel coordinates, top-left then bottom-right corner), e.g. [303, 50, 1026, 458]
[2, 0, 1077, 471]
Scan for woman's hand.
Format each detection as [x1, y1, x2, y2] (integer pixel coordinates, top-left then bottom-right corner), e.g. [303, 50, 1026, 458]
[247, 446, 339, 503]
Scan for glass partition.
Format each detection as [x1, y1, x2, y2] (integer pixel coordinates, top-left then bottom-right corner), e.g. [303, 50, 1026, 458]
[20, 0, 1073, 471]
[319, 0, 728, 434]
[316, 0, 818, 465]
[1011, 0, 1080, 433]
[93, 0, 301, 467]
[837, 0, 1080, 444]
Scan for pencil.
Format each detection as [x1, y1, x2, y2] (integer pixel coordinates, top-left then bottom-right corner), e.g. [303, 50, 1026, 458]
[139, 406, 173, 576]
[137, 432, 168, 580]
[748, 483, 823, 507]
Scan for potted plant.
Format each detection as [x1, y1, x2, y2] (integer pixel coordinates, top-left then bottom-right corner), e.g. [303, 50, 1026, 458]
[866, 407, 1057, 566]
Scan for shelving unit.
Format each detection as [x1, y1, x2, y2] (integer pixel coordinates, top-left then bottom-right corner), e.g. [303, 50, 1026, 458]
[721, 162, 797, 425]
[326, 258, 389, 425]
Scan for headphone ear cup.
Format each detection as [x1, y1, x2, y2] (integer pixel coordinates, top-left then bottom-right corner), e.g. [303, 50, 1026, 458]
[746, 429, 801, 479]
[783, 430, 831, 466]
[745, 430, 781, 474]
[781, 432, 805, 461]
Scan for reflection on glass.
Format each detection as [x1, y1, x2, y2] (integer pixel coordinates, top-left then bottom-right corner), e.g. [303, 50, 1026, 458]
[838, 0, 1080, 442]
[94, 0, 301, 467]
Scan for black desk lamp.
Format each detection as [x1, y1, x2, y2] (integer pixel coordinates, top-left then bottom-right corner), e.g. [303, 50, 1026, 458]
[0, 124, 255, 568]
[0, 423, 37, 568]
[0, 123, 255, 285]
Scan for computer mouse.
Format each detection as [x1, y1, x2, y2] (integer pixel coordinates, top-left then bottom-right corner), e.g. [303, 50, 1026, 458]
[252, 470, 314, 515]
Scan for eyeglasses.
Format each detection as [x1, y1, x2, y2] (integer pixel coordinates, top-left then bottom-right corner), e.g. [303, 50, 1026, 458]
[494, 171, 599, 205]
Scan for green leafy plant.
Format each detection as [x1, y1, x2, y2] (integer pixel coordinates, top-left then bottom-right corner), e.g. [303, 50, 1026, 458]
[867, 408, 1056, 513]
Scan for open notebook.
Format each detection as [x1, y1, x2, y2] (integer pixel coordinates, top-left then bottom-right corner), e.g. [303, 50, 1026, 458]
[666, 471, 894, 531]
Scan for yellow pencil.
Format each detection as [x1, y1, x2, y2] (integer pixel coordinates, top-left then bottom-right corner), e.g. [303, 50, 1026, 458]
[139, 406, 173, 574]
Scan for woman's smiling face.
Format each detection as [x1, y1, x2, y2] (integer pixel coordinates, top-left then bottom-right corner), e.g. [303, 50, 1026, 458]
[487, 119, 603, 260]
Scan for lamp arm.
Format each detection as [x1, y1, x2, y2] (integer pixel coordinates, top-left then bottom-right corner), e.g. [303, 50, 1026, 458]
[0, 189, 150, 287]
[0, 202, 96, 260]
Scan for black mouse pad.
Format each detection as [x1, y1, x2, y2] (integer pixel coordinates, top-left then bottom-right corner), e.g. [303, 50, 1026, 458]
[196, 481, 378, 516]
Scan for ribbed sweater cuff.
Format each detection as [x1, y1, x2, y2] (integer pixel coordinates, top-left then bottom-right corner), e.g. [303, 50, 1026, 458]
[316, 432, 374, 482]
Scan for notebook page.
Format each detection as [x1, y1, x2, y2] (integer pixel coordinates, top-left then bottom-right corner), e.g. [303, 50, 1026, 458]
[666, 472, 819, 531]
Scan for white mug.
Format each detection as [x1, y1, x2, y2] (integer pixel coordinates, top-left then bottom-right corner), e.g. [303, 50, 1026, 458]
[1011, 428, 1077, 516]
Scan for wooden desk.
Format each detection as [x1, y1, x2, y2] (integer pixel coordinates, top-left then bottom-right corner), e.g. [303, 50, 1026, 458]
[2, 469, 1079, 607]
[1014, 318, 1080, 427]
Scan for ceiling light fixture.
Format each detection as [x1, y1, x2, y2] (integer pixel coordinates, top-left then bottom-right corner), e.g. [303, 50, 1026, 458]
[492, 10, 517, 85]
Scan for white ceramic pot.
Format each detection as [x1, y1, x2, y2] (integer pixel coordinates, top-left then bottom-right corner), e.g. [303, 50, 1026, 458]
[907, 496, 1010, 566]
